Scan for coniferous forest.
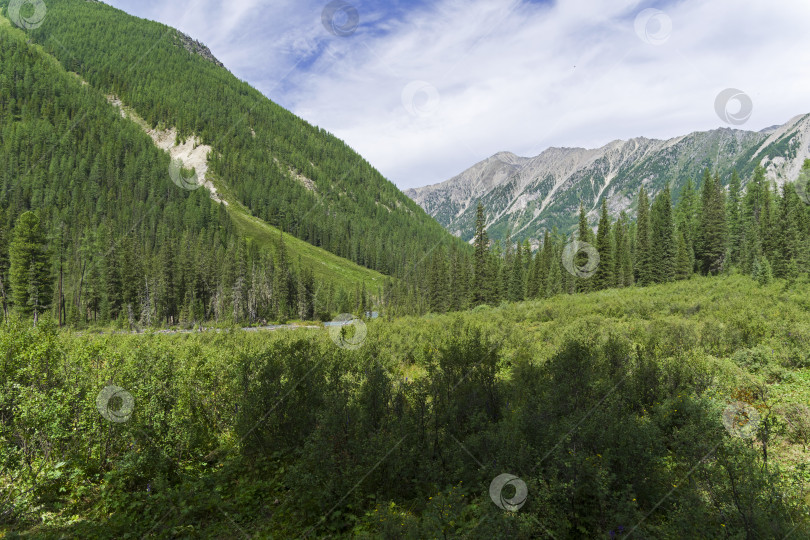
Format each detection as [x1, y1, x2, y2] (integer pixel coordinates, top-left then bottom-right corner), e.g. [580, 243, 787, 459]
[1, 0, 810, 538]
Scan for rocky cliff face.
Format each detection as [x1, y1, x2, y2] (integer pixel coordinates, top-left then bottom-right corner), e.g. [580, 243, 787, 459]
[173, 30, 225, 68]
[406, 114, 810, 243]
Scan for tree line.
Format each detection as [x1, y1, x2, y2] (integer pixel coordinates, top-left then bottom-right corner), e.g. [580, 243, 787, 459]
[389, 163, 810, 315]
[0, 22, 373, 328]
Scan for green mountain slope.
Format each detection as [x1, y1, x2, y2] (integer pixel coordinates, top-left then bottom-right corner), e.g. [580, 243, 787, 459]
[8, 0, 456, 277]
[0, 7, 384, 326]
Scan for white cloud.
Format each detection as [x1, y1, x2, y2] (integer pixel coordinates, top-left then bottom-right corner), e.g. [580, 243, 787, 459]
[106, 0, 810, 190]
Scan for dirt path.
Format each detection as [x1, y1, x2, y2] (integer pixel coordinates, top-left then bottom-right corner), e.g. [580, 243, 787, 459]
[77, 323, 322, 336]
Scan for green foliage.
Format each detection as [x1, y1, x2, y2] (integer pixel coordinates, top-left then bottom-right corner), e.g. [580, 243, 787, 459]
[695, 170, 728, 275]
[2, 275, 809, 537]
[11, 0, 456, 283]
[8, 211, 51, 317]
[754, 256, 773, 285]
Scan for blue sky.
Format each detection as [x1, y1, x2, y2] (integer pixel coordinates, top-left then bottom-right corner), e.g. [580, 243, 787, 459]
[104, 0, 810, 189]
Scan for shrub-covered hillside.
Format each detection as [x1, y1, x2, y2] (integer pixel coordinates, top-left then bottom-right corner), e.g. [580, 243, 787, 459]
[1, 274, 809, 538]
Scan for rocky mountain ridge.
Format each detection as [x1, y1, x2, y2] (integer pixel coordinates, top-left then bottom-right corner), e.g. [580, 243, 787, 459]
[406, 114, 810, 243]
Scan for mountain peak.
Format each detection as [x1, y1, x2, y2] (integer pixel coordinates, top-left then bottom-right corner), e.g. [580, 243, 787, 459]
[408, 114, 810, 243]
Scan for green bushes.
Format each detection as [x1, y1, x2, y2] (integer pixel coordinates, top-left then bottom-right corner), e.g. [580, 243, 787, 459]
[1, 276, 809, 537]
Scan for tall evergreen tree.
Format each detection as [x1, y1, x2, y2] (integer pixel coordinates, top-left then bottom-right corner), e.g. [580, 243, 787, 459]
[9, 212, 52, 320]
[635, 186, 652, 285]
[650, 185, 676, 283]
[508, 241, 525, 302]
[576, 203, 596, 292]
[772, 184, 801, 279]
[472, 203, 491, 305]
[675, 229, 692, 280]
[675, 177, 699, 272]
[546, 231, 563, 297]
[539, 230, 552, 298]
[612, 211, 632, 287]
[593, 199, 614, 290]
[695, 170, 728, 275]
[726, 170, 743, 267]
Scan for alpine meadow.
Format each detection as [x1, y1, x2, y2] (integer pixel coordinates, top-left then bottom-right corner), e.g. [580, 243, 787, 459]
[1, 0, 809, 538]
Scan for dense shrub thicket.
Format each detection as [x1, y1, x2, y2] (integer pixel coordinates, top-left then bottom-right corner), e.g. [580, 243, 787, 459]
[1, 275, 809, 538]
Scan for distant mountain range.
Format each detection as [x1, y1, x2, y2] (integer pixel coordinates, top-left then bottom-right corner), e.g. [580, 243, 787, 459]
[406, 114, 810, 244]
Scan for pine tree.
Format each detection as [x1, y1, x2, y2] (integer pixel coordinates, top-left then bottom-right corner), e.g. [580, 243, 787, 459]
[593, 199, 614, 289]
[635, 186, 652, 285]
[650, 185, 676, 283]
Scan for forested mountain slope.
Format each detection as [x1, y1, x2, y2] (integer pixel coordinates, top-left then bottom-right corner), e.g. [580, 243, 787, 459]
[0, 6, 388, 327]
[408, 115, 810, 243]
[7, 0, 455, 277]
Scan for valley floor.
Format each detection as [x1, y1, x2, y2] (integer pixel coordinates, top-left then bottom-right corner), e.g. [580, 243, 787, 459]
[1, 274, 809, 538]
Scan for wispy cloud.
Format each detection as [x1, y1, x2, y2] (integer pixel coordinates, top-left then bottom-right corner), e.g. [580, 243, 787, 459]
[105, 0, 810, 189]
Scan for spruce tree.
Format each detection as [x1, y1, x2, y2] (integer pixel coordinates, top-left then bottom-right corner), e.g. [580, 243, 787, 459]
[539, 230, 552, 297]
[727, 170, 743, 266]
[650, 186, 676, 283]
[759, 181, 776, 263]
[621, 215, 634, 287]
[508, 241, 525, 302]
[576, 203, 596, 291]
[9, 212, 52, 319]
[675, 178, 699, 272]
[635, 186, 652, 285]
[772, 184, 801, 279]
[472, 203, 490, 306]
[546, 235, 562, 297]
[695, 170, 728, 275]
[593, 199, 614, 289]
[675, 229, 692, 280]
[527, 247, 540, 299]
